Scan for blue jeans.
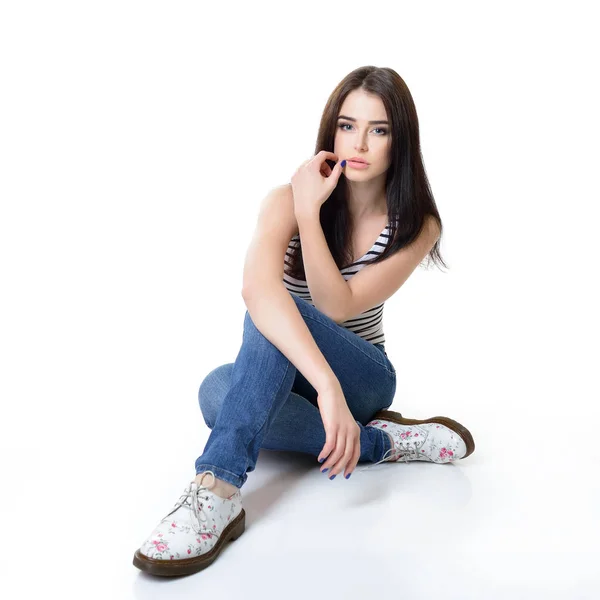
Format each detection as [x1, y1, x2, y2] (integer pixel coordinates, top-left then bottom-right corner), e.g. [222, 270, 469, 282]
[195, 291, 396, 488]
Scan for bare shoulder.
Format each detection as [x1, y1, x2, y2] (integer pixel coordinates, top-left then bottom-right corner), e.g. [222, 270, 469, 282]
[277, 182, 293, 197]
[259, 182, 299, 238]
[274, 183, 298, 235]
[268, 182, 294, 205]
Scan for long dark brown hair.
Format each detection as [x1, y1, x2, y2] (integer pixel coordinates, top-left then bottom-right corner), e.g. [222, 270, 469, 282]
[285, 65, 448, 281]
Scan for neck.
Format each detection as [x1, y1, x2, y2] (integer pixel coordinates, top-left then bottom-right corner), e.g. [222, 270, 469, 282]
[345, 174, 387, 220]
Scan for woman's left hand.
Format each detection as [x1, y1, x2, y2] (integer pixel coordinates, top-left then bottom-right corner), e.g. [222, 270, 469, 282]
[290, 151, 345, 220]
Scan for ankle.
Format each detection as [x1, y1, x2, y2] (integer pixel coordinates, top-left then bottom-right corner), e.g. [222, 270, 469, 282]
[195, 473, 238, 498]
[386, 432, 394, 452]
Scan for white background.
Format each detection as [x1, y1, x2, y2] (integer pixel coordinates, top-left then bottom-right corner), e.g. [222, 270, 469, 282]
[1, 1, 598, 598]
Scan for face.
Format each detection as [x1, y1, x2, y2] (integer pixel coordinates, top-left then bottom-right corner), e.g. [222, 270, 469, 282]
[333, 89, 392, 179]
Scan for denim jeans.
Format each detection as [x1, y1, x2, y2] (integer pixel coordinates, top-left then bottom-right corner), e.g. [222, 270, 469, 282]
[195, 291, 396, 489]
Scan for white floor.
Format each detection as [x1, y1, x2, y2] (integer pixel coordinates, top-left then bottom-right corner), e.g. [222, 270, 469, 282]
[3, 3, 599, 597]
[6, 385, 598, 600]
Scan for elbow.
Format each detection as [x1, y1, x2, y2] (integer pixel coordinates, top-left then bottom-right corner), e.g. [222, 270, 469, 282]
[242, 277, 260, 299]
[243, 275, 286, 299]
[312, 299, 345, 324]
[332, 295, 351, 324]
[331, 307, 347, 325]
[241, 285, 255, 302]
[241, 286, 256, 311]
[242, 281, 279, 302]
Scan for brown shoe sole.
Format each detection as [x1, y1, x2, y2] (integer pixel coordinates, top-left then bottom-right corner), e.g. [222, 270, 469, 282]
[371, 410, 475, 459]
[132, 508, 246, 577]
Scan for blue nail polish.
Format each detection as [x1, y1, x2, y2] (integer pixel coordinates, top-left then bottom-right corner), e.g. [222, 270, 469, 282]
[319, 458, 325, 463]
[345, 473, 352, 479]
[341, 160, 346, 167]
[321, 468, 328, 473]
[329, 474, 336, 480]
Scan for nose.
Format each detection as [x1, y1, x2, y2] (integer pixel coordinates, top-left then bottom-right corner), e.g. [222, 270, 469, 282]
[354, 137, 367, 152]
[354, 132, 368, 152]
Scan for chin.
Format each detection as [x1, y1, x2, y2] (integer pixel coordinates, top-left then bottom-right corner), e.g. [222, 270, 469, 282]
[344, 169, 375, 178]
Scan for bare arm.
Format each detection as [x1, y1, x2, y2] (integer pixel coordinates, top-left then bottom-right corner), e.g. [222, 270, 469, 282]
[242, 281, 338, 394]
[296, 212, 352, 323]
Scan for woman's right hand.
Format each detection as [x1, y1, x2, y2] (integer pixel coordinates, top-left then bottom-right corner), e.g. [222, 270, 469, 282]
[316, 380, 361, 479]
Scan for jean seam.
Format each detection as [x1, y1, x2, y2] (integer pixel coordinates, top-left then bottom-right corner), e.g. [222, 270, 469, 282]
[243, 357, 292, 474]
[301, 312, 396, 377]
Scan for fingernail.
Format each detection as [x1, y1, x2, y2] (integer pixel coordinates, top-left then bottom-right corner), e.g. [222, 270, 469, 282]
[345, 473, 352, 479]
[341, 160, 346, 167]
[321, 468, 328, 473]
[319, 458, 325, 463]
[329, 474, 336, 480]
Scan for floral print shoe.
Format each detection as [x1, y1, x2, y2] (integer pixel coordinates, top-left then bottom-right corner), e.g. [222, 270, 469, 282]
[358, 410, 475, 471]
[133, 470, 245, 577]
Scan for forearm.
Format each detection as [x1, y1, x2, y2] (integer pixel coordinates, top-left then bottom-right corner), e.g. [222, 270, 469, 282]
[296, 212, 351, 322]
[242, 282, 338, 393]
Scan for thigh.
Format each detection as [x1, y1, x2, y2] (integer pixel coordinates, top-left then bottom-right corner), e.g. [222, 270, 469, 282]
[201, 348, 394, 422]
[199, 362, 319, 419]
[284, 292, 397, 424]
[206, 294, 397, 425]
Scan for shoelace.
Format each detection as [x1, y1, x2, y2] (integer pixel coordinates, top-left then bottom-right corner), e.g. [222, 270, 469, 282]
[357, 439, 422, 472]
[163, 470, 222, 538]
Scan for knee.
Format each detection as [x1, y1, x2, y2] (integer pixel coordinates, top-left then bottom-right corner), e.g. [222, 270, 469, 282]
[198, 364, 233, 428]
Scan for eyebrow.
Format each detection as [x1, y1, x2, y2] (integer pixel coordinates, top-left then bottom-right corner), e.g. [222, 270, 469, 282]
[337, 115, 389, 125]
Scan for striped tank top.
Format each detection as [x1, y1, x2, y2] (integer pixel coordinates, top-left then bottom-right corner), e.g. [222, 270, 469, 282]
[283, 222, 391, 345]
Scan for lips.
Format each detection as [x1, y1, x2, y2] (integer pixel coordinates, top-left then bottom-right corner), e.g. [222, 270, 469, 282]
[348, 157, 368, 164]
[346, 160, 369, 170]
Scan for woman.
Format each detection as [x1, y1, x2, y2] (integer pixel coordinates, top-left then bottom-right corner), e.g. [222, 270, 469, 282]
[133, 65, 476, 577]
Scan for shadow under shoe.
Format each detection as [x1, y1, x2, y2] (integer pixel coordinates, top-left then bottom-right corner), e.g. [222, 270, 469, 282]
[358, 410, 475, 471]
[132, 470, 245, 577]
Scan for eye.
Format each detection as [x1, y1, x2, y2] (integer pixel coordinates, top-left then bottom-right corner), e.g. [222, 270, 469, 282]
[338, 123, 388, 135]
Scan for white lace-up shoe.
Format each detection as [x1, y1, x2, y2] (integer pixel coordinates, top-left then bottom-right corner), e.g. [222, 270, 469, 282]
[358, 410, 475, 471]
[133, 470, 245, 576]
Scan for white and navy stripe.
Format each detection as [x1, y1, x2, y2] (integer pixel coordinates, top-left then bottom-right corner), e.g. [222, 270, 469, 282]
[283, 224, 391, 345]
